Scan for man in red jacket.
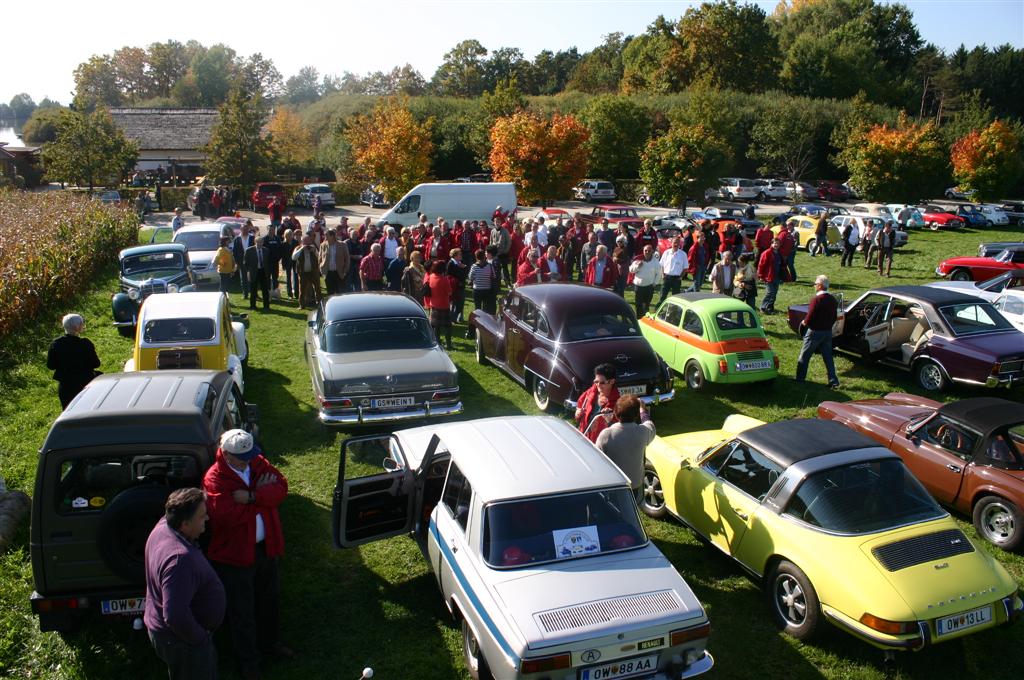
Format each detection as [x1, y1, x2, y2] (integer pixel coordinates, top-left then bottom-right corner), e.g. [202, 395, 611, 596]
[757, 238, 785, 314]
[754, 223, 774, 259]
[204, 430, 292, 680]
[585, 245, 617, 289]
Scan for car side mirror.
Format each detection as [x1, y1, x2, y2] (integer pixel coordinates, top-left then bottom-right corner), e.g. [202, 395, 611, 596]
[679, 459, 691, 470]
[382, 457, 400, 472]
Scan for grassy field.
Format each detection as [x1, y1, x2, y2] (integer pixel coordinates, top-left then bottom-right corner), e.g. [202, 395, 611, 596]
[1, 223, 1023, 679]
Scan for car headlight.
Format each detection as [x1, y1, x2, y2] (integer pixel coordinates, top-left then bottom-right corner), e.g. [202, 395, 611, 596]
[127, 288, 140, 300]
[167, 283, 179, 294]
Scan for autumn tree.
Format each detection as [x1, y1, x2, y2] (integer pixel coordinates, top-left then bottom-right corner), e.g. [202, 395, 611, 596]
[579, 95, 651, 179]
[836, 114, 947, 202]
[73, 56, 123, 109]
[488, 111, 589, 205]
[639, 124, 732, 207]
[267, 106, 314, 170]
[41, 108, 138, 191]
[345, 98, 433, 200]
[951, 120, 1024, 202]
[203, 90, 275, 191]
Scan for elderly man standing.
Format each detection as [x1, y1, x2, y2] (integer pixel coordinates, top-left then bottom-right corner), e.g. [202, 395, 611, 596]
[795, 274, 840, 389]
[629, 245, 662, 317]
[585, 244, 617, 289]
[318, 228, 350, 297]
[47, 313, 101, 409]
[360, 243, 386, 291]
[291, 234, 321, 310]
[657, 237, 688, 305]
[243, 236, 271, 312]
[596, 396, 656, 503]
[204, 430, 291, 680]
[144, 488, 225, 680]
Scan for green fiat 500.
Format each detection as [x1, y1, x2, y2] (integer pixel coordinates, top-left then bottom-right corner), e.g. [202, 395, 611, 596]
[641, 293, 779, 389]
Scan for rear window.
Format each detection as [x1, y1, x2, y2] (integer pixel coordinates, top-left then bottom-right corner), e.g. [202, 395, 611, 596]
[596, 182, 614, 190]
[939, 303, 1014, 336]
[257, 184, 283, 193]
[563, 311, 640, 341]
[56, 454, 201, 514]
[716, 310, 759, 331]
[144, 318, 217, 343]
[309, 186, 332, 194]
[323, 317, 434, 353]
[482, 488, 647, 568]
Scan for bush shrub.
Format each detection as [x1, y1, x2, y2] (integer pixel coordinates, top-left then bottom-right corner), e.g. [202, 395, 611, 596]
[0, 190, 138, 344]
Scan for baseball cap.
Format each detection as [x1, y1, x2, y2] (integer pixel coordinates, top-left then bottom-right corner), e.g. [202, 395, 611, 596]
[220, 429, 262, 461]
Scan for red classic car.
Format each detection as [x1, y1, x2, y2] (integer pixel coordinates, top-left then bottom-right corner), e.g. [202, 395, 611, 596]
[917, 205, 965, 231]
[251, 182, 286, 212]
[815, 180, 850, 202]
[787, 285, 1024, 391]
[818, 394, 1024, 550]
[469, 283, 674, 411]
[576, 205, 645, 230]
[936, 249, 1024, 282]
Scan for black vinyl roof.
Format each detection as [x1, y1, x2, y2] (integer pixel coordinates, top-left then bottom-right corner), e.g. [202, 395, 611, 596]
[875, 285, 984, 306]
[740, 418, 878, 468]
[324, 292, 427, 321]
[939, 398, 1024, 436]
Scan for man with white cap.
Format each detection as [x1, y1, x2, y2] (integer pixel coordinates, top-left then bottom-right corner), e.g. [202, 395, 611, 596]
[203, 430, 291, 680]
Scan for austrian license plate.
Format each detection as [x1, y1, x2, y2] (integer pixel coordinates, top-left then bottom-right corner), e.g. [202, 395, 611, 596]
[618, 385, 646, 397]
[935, 604, 992, 637]
[371, 396, 415, 408]
[579, 653, 658, 680]
[737, 359, 773, 371]
[101, 597, 145, 615]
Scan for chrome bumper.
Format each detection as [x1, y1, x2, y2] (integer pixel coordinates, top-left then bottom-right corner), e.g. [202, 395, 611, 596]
[677, 651, 714, 678]
[319, 401, 463, 425]
[563, 388, 676, 411]
[986, 374, 1022, 388]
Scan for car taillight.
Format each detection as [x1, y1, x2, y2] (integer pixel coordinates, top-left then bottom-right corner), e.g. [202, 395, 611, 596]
[320, 397, 352, 407]
[670, 621, 711, 645]
[431, 389, 458, 400]
[33, 597, 83, 613]
[718, 360, 728, 374]
[859, 613, 915, 635]
[520, 652, 571, 673]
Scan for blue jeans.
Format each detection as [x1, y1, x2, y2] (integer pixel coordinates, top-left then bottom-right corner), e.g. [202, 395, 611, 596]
[761, 279, 779, 311]
[796, 328, 839, 384]
[687, 266, 705, 292]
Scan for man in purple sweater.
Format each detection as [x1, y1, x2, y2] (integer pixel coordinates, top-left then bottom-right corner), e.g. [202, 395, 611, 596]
[795, 274, 840, 388]
[144, 487, 226, 680]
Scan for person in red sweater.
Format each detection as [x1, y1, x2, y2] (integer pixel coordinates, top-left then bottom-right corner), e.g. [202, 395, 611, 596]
[754, 223, 774, 259]
[795, 274, 840, 388]
[575, 363, 620, 443]
[516, 246, 543, 286]
[635, 219, 658, 253]
[424, 260, 454, 349]
[757, 238, 785, 314]
[778, 224, 797, 282]
[203, 430, 291, 680]
[538, 245, 568, 282]
[585, 245, 617, 289]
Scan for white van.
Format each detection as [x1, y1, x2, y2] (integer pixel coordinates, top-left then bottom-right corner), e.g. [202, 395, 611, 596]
[377, 182, 517, 227]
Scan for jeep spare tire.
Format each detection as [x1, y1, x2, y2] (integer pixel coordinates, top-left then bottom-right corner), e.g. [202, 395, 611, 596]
[97, 485, 171, 583]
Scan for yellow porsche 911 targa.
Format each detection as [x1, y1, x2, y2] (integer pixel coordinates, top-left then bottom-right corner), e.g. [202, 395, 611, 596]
[642, 416, 1022, 652]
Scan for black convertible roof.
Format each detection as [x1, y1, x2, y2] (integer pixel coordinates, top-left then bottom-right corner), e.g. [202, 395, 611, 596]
[939, 398, 1024, 436]
[739, 419, 878, 468]
[324, 291, 426, 321]
[875, 285, 984, 306]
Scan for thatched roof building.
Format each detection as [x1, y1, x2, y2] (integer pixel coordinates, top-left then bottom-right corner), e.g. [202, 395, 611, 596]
[109, 108, 219, 172]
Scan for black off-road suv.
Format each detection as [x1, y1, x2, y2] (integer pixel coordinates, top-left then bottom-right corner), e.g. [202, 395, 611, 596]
[30, 370, 258, 632]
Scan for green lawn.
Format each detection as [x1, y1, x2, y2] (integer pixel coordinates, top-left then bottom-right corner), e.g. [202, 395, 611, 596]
[1, 224, 1023, 679]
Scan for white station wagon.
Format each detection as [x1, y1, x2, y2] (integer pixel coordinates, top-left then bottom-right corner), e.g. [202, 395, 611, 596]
[333, 416, 713, 680]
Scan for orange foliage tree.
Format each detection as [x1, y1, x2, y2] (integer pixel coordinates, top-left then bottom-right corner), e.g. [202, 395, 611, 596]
[345, 97, 433, 200]
[488, 111, 590, 206]
[951, 120, 1024, 203]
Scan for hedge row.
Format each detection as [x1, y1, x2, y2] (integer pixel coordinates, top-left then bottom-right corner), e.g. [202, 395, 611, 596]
[0, 190, 138, 339]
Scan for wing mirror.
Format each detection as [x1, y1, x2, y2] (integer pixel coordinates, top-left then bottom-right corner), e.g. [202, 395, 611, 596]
[679, 458, 691, 470]
[382, 457, 400, 472]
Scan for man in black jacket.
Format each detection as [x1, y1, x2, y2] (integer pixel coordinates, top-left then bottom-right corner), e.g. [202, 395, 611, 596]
[795, 274, 840, 388]
[47, 314, 101, 408]
[243, 237, 271, 311]
[233, 224, 256, 298]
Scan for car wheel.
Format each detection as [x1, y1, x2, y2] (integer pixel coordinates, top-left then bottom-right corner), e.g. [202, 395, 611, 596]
[805, 238, 816, 253]
[973, 496, 1023, 551]
[725, 192, 734, 202]
[474, 333, 487, 365]
[684, 360, 706, 390]
[641, 462, 667, 519]
[915, 359, 948, 392]
[768, 560, 821, 641]
[757, 192, 766, 202]
[531, 375, 555, 413]
[985, 219, 993, 227]
[949, 268, 972, 282]
[929, 222, 940, 231]
[462, 619, 494, 680]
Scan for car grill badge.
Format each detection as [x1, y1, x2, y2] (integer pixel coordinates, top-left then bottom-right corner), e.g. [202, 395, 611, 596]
[581, 649, 601, 663]
[614, 353, 629, 363]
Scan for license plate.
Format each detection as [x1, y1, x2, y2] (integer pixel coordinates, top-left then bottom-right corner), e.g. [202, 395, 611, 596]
[101, 597, 145, 615]
[935, 604, 992, 637]
[371, 396, 415, 408]
[579, 653, 658, 680]
[618, 385, 646, 397]
[737, 360, 773, 371]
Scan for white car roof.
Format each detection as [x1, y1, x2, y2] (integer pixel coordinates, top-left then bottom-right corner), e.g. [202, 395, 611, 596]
[175, 222, 227, 234]
[140, 291, 224, 321]
[400, 416, 629, 501]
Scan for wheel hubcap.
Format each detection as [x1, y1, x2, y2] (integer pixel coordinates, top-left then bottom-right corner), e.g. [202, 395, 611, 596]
[920, 364, 941, 390]
[982, 503, 1014, 543]
[534, 379, 548, 405]
[644, 471, 664, 508]
[776, 575, 806, 625]
[687, 366, 700, 388]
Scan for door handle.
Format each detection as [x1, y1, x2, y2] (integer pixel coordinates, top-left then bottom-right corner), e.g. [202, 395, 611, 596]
[450, 541, 458, 553]
[946, 463, 962, 473]
[733, 509, 749, 521]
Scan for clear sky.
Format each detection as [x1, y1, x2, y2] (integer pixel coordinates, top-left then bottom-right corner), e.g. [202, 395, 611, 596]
[3, 0, 1022, 105]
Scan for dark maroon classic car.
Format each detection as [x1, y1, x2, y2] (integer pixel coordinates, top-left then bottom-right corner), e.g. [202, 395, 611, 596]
[470, 283, 675, 411]
[787, 285, 1024, 392]
[819, 393, 1024, 550]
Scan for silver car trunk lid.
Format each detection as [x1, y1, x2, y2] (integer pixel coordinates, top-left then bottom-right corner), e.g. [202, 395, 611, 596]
[321, 347, 454, 390]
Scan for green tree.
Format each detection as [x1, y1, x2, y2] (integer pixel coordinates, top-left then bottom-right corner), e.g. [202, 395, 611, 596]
[203, 90, 275, 191]
[748, 98, 822, 181]
[170, 73, 203, 107]
[432, 40, 489, 97]
[530, 48, 581, 95]
[41, 108, 138, 191]
[191, 44, 237, 106]
[238, 53, 284, 100]
[285, 66, 322, 104]
[481, 77, 527, 119]
[640, 123, 732, 207]
[620, 29, 677, 94]
[579, 95, 651, 178]
[21, 106, 66, 144]
[565, 33, 629, 94]
[8, 93, 36, 120]
[73, 55, 124, 109]
[147, 40, 189, 98]
[112, 46, 151, 101]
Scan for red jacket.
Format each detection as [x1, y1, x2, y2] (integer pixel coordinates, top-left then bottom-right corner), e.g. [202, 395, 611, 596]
[516, 258, 542, 286]
[687, 243, 708, 275]
[778, 231, 796, 257]
[538, 257, 568, 282]
[203, 450, 288, 567]
[585, 256, 617, 288]
[754, 226, 774, 251]
[424, 272, 452, 308]
[425, 234, 453, 262]
[509, 232, 525, 264]
[757, 248, 787, 283]
[576, 384, 620, 443]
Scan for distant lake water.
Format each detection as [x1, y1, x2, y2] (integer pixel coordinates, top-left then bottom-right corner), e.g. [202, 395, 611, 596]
[0, 125, 24, 146]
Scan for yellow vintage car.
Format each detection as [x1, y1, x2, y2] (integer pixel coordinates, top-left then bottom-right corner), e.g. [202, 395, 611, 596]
[771, 215, 842, 252]
[642, 416, 1022, 653]
[124, 292, 248, 392]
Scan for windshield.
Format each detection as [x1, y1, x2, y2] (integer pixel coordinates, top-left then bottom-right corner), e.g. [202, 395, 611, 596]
[784, 459, 945, 534]
[174, 231, 221, 251]
[563, 311, 640, 341]
[482, 488, 647, 568]
[323, 317, 434, 353]
[123, 251, 185, 275]
[143, 318, 216, 343]
[939, 302, 1014, 336]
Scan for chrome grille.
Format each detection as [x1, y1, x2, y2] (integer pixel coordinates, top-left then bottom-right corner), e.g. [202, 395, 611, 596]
[736, 350, 764, 361]
[872, 529, 974, 572]
[998, 359, 1023, 374]
[140, 280, 168, 298]
[535, 590, 681, 634]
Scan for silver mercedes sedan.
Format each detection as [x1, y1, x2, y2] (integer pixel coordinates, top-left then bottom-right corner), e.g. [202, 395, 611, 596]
[305, 292, 463, 425]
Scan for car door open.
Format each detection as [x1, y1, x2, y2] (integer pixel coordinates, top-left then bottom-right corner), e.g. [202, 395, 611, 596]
[332, 434, 415, 548]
